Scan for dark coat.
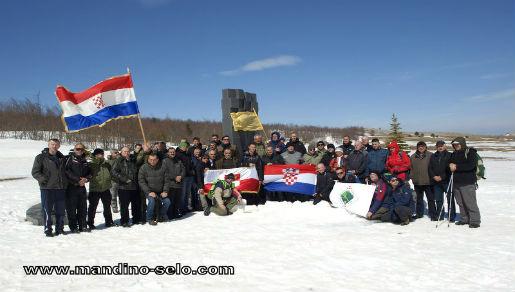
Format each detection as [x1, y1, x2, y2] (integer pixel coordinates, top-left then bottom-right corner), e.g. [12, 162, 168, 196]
[347, 150, 367, 178]
[262, 153, 285, 165]
[316, 171, 334, 197]
[111, 156, 139, 190]
[64, 153, 92, 187]
[338, 142, 355, 154]
[449, 148, 478, 186]
[138, 161, 170, 195]
[175, 148, 195, 177]
[241, 152, 264, 180]
[216, 157, 240, 169]
[287, 139, 307, 155]
[163, 157, 186, 189]
[428, 150, 451, 184]
[31, 148, 68, 190]
[382, 182, 413, 211]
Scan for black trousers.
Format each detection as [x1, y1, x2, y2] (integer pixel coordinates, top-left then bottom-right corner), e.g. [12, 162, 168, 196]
[414, 185, 436, 219]
[66, 186, 87, 230]
[118, 189, 141, 225]
[167, 188, 183, 219]
[87, 190, 113, 226]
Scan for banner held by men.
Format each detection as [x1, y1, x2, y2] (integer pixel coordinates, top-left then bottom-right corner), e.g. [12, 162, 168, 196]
[329, 182, 376, 217]
[263, 164, 317, 195]
[203, 167, 260, 193]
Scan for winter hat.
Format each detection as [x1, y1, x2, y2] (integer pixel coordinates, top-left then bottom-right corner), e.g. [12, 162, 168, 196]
[435, 140, 445, 146]
[225, 173, 235, 180]
[317, 141, 325, 146]
[308, 144, 316, 151]
[335, 147, 344, 153]
[416, 141, 427, 147]
[93, 148, 104, 156]
[178, 141, 189, 149]
[451, 137, 467, 148]
[327, 144, 335, 150]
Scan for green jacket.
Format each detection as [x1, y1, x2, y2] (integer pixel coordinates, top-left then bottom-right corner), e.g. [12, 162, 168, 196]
[89, 157, 112, 192]
[303, 152, 323, 166]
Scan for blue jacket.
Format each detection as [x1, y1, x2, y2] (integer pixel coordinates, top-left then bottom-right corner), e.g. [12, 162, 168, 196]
[382, 182, 413, 211]
[367, 148, 388, 174]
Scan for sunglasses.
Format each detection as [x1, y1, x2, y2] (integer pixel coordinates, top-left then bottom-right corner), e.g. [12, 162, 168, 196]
[336, 172, 344, 175]
[75, 148, 84, 151]
[390, 178, 398, 182]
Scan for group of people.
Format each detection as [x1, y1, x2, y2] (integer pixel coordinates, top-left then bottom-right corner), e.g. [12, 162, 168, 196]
[31, 132, 482, 237]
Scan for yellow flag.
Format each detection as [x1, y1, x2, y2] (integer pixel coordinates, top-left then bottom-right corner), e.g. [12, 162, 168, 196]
[230, 111, 264, 131]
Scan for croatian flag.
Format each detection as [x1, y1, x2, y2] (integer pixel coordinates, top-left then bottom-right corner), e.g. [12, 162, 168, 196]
[56, 74, 140, 132]
[203, 167, 260, 193]
[263, 164, 317, 195]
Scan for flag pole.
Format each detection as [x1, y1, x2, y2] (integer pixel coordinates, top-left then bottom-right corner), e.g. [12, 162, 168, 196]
[253, 107, 268, 140]
[127, 67, 147, 145]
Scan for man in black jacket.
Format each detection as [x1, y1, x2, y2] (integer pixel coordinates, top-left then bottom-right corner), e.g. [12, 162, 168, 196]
[111, 146, 141, 227]
[313, 163, 334, 205]
[287, 132, 307, 155]
[64, 143, 92, 233]
[429, 141, 454, 221]
[176, 141, 196, 214]
[449, 137, 481, 228]
[32, 138, 68, 237]
[346, 141, 368, 183]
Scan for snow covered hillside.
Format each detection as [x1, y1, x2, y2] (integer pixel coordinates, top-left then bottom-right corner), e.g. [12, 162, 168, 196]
[0, 138, 514, 291]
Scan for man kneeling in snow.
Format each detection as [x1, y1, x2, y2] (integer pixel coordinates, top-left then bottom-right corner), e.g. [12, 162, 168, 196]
[370, 174, 414, 225]
[204, 173, 246, 216]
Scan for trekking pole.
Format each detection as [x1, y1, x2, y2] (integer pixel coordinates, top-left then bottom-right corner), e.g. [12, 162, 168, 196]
[436, 173, 453, 229]
[447, 173, 454, 228]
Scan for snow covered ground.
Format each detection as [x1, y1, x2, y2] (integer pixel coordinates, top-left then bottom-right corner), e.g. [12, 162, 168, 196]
[0, 138, 514, 291]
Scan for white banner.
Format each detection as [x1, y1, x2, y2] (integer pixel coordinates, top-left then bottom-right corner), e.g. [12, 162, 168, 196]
[329, 182, 376, 217]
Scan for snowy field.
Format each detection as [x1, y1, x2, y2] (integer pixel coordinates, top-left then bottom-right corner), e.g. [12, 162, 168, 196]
[0, 138, 514, 291]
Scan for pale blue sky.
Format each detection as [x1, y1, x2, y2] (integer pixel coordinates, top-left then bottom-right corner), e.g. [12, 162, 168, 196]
[1, 0, 514, 134]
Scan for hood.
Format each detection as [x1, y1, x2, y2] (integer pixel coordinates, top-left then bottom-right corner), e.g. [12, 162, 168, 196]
[387, 141, 400, 153]
[270, 131, 281, 141]
[451, 137, 467, 148]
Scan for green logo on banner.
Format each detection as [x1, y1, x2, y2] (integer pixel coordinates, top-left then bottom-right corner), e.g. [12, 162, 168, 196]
[340, 190, 354, 203]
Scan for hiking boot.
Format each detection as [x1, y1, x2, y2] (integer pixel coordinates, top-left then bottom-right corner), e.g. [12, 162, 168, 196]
[469, 223, 480, 228]
[149, 220, 158, 226]
[105, 222, 115, 228]
[70, 229, 80, 234]
[455, 221, 468, 226]
[400, 218, 410, 226]
[203, 207, 211, 216]
[122, 223, 131, 228]
[45, 230, 54, 237]
[55, 229, 65, 236]
[313, 195, 322, 205]
[88, 224, 96, 230]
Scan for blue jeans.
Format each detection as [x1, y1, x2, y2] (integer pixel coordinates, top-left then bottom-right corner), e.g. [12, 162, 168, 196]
[41, 189, 65, 233]
[181, 176, 194, 213]
[146, 195, 171, 222]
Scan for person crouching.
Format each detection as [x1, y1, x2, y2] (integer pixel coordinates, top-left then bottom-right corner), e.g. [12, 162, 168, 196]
[205, 173, 246, 216]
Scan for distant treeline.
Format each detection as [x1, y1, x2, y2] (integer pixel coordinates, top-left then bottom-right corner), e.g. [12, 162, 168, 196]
[0, 98, 363, 149]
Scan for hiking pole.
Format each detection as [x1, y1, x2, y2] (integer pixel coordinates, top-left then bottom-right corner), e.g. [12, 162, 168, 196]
[447, 173, 454, 228]
[436, 173, 454, 228]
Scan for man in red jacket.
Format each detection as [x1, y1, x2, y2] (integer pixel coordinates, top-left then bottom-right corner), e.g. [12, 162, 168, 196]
[386, 141, 411, 182]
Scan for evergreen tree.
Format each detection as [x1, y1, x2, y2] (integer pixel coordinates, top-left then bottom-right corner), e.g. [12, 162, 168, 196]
[387, 113, 409, 150]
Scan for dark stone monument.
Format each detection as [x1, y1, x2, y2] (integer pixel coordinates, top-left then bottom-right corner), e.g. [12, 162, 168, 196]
[221, 89, 260, 154]
[26, 203, 69, 226]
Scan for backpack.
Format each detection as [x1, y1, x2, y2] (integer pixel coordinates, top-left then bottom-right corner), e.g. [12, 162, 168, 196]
[466, 148, 486, 181]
